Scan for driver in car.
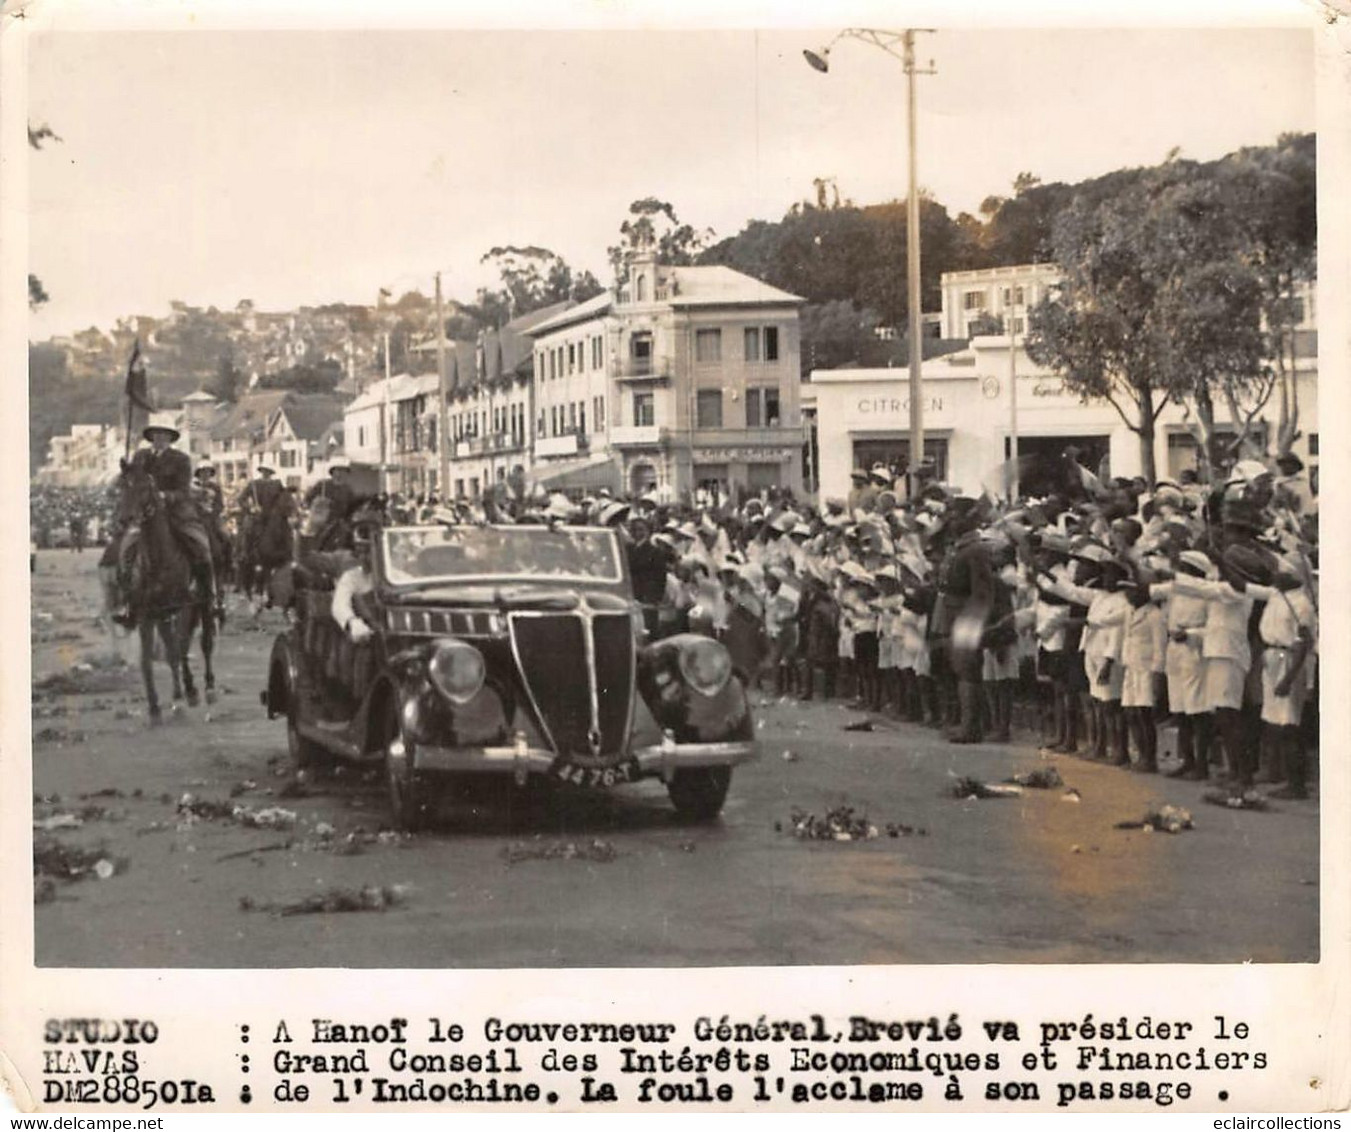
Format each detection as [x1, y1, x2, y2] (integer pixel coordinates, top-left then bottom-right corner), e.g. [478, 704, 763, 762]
[333, 520, 377, 643]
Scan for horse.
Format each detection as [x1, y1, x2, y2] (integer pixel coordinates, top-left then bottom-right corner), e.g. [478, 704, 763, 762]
[116, 464, 218, 723]
[240, 502, 293, 610]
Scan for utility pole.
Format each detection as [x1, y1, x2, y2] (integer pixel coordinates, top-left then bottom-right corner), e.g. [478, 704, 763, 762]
[1008, 289, 1021, 500]
[435, 271, 449, 500]
[382, 331, 392, 495]
[902, 30, 936, 500]
[809, 30, 933, 499]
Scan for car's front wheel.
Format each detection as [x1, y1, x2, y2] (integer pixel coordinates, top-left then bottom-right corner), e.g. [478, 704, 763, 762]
[667, 766, 732, 822]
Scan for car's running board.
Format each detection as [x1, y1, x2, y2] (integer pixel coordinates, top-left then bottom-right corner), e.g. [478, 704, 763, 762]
[296, 719, 368, 761]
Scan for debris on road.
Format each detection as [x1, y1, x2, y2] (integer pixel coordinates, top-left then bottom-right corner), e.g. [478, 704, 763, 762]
[34, 660, 132, 696]
[948, 775, 1022, 799]
[33, 836, 127, 883]
[216, 841, 295, 862]
[34, 727, 87, 745]
[1202, 791, 1273, 812]
[781, 749, 799, 762]
[33, 813, 83, 832]
[786, 805, 879, 841]
[32, 704, 69, 720]
[1061, 788, 1083, 803]
[1115, 804, 1194, 833]
[500, 837, 619, 864]
[176, 794, 298, 830]
[843, 719, 875, 732]
[1007, 767, 1064, 789]
[240, 884, 411, 916]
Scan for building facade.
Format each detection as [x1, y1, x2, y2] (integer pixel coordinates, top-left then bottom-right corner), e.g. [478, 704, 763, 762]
[526, 252, 805, 502]
[940, 263, 1061, 340]
[806, 302, 1318, 502]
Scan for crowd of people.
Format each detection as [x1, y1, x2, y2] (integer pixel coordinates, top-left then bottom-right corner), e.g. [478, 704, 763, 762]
[30, 484, 117, 551]
[473, 453, 1316, 804]
[36, 437, 1320, 803]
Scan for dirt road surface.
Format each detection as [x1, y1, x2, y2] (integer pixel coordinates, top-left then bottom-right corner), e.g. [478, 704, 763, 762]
[28, 549, 1318, 967]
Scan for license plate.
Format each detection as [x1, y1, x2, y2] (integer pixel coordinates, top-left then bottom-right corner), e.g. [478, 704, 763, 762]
[551, 759, 639, 788]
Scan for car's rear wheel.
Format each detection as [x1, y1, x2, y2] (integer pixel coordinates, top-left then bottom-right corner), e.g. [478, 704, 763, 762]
[286, 709, 328, 774]
[383, 699, 428, 833]
[667, 766, 732, 822]
[284, 664, 330, 775]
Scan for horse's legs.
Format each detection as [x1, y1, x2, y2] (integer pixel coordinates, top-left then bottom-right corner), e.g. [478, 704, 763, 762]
[201, 601, 217, 704]
[180, 606, 199, 708]
[158, 617, 185, 707]
[140, 621, 161, 725]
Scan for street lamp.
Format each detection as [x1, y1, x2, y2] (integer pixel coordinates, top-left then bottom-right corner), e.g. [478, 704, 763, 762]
[805, 28, 935, 498]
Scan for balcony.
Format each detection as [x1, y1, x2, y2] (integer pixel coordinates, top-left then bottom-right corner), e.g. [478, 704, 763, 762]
[609, 425, 668, 448]
[534, 430, 590, 459]
[610, 355, 673, 383]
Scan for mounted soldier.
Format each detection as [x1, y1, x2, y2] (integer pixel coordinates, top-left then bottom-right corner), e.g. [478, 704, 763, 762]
[192, 461, 232, 593]
[238, 461, 295, 604]
[113, 417, 221, 624]
[302, 458, 358, 553]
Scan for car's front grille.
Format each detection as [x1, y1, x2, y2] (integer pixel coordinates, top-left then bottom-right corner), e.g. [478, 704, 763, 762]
[386, 608, 503, 636]
[508, 611, 634, 759]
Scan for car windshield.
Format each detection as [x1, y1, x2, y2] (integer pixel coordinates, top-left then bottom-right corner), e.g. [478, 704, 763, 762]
[380, 525, 622, 585]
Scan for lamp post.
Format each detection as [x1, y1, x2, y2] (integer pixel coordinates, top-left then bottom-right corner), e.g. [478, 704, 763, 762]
[806, 28, 935, 498]
[1008, 289, 1020, 500]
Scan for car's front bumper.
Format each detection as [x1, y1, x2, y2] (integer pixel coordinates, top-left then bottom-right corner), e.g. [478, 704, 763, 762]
[406, 732, 758, 781]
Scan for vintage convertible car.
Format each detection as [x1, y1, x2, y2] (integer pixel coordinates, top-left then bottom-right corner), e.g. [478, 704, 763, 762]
[262, 523, 758, 829]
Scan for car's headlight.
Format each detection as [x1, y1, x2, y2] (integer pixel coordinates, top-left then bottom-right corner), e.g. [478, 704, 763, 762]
[427, 639, 486, 704]
[677, 637, 732, 697]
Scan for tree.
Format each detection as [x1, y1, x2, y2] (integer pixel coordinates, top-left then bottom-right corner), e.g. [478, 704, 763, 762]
[256, 359, 344, 393]
[28, 275, 49, 311]
[28, 122, 61, 310]
[477, 246, 604, 325]
[1213, 133, 1316, 456]
[1025, 161, 1268, 485]
[204, 351, 244, 403]
[607, 198, 713, 277]
[798, 299, 883, 375]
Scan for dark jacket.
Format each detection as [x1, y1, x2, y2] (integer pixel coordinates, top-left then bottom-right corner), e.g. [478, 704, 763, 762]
[627, 539, 668, 606]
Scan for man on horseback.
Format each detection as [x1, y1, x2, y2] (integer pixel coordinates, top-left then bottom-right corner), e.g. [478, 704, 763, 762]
[238, 463, 296, 606]
[302, 458, 358, 552]
[114, 422, 222, 625]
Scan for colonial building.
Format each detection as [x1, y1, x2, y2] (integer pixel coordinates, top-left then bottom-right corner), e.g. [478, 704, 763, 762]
[526, 249, 805, 501]
[939, 263, 1061, 340]
[439, 303, 569, 500]
[37, 423, 126, 486]
[208, 390, 345, 492]
[806, 277, 1319, 502]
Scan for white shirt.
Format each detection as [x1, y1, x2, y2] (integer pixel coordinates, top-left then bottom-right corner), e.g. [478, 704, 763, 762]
[332, 564, 374, 635]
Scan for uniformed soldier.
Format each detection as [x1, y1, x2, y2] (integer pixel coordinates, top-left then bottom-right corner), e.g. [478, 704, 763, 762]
[116, 420, 221, 621]
[303, 458, 358, 551]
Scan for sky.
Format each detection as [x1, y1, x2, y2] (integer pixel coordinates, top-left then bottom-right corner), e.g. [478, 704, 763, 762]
[23, 13, 1316, 339]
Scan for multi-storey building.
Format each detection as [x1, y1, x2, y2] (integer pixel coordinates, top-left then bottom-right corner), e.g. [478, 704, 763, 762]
[808, 270, 1319, 501]
[940, 263, 1061, 339]
[208, 390, 345, 493]
[439, 303, 569, 500]
[526, 249, 805, 501]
